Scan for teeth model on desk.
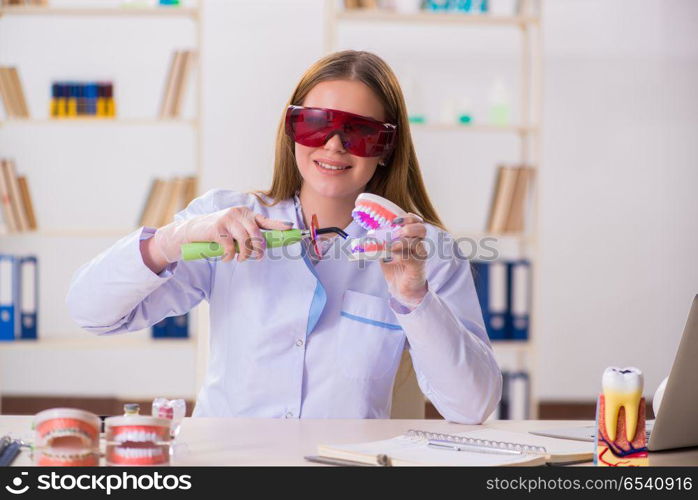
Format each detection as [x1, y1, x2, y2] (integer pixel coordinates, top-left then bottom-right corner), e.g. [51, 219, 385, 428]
[105, 416, 172, 466]
[33, 408, 101, 466]
[595, 367, 648, 466]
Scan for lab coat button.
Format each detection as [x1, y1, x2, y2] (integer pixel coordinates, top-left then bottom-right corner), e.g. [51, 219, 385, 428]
[295, 338, 304, 347]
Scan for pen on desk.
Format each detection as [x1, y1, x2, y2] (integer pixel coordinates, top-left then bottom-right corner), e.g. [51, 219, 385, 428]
[304, 455, 380, 467]
[427, 439, 523, 456]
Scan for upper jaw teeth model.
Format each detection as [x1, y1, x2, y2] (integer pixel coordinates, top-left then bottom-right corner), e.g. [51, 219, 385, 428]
[348, 193, 408, 261]
[105, 416, 172, 466]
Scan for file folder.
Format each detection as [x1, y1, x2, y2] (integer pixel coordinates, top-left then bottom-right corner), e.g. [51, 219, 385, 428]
[152, 317, 168, 338]
[472, 260, 509, 340]
[167, 313, 189, 338]
[509, 260, 531, 340]
[19, 255, 37, 339]
[488, 261, 509, 340]
[509, 371, 530, 420]
[0, 254, 18, 341]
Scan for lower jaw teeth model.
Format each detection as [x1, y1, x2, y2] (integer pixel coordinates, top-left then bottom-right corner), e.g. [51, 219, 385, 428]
[348, 193, 408, 261]
[105, 416, 172, 466]
[33, 408, 101, 466]
[595, 367, 649, 466]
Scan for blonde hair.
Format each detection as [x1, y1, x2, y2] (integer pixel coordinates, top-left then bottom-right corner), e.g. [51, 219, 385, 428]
[254, 50, 444, 230]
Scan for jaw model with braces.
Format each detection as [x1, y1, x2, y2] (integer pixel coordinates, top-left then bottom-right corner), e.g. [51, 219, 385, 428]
[33, 408, 101, 466]
[595, 367, 648, 466]
[348, 193, 408, 261]
[105, 416, 172, 466]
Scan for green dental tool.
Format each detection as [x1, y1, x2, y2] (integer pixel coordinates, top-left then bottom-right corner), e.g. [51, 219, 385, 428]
[180, 221, 349, 261]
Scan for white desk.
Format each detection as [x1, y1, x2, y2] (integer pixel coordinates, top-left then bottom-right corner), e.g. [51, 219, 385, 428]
[2, 416, 697, 466]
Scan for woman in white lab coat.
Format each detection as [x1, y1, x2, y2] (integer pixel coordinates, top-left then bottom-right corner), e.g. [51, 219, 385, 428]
[67, 50, 501, 423]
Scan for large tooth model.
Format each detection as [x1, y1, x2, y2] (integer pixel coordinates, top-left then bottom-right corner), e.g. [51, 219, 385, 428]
[595, 367, 648, 466]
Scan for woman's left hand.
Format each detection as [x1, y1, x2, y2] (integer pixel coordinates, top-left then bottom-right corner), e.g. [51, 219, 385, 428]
[380, 213, 428, 309]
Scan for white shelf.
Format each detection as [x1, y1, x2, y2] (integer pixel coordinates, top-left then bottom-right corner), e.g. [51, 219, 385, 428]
[411, 123, 538, 134]
[0, 336, 194, 351]
[491, 339, 530, 349]
[0, 118, 196, 127]
[337, 10, 538, 27]
[1, 228, 136, 238]
[0, 6, 198, 18]
[452, 231, 534, 241]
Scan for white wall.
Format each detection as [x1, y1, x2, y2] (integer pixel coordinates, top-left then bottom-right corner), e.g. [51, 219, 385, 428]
[1, 0, 696, 403]
[538, 0, 698, 399]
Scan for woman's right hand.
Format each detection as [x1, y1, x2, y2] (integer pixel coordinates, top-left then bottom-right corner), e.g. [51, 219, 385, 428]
[142, 206, 294, 273]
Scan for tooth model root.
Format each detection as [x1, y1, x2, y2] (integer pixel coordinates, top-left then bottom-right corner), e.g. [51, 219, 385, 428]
[604, 390, 642, 442]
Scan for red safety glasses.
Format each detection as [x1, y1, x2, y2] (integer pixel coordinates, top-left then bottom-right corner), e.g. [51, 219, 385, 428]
[285, 105, 397, 158]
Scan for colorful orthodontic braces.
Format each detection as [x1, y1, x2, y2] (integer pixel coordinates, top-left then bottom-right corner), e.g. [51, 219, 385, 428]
[33, 408, 101, 466]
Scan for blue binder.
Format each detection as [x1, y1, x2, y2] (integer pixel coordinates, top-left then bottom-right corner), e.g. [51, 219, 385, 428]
[472, 260, 509, 340]
[508, 260, 531, 340]
[19, 256, 38, 339]
[152, 317, 168, 338]
[0, 255, 18, 341]
[471, 261, 490, 336]
[152, 313, 189, 338]
[167, 313, 189, 338]
[508, 371, 530, 420]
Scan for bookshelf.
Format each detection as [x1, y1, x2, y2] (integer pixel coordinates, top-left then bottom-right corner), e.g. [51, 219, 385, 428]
[411, 123, 537, 134]
[0, 335, 194, 351]
[0, 1, 204, 406]
[0, 118, 196, 126]
[0, 6, 199, 18]
[325, 0, 543, 418]
[334, 9, 538, 27]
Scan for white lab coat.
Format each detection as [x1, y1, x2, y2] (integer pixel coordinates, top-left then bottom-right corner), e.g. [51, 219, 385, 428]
[67, 189, 502, 422]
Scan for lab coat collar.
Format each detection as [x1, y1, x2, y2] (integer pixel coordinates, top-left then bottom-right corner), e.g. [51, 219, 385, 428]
[291, 190, 367, 240]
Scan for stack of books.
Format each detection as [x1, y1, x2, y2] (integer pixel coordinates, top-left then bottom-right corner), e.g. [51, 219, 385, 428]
[159, 50, 196, 118]
[50, 81, 116, 118]
[486, 165, 534, 234]
[139, 176, 197, 228]
[0, 159, 37, 233]
[1, 0, 48, 6]
[0, 67, 30, 119]
[343, 0, 378, 9]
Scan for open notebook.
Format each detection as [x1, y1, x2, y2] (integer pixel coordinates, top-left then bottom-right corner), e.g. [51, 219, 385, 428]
[314, 429, 594, 466]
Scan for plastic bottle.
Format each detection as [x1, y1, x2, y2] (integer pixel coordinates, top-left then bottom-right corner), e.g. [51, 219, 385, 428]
[488, 78, 511, 126]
